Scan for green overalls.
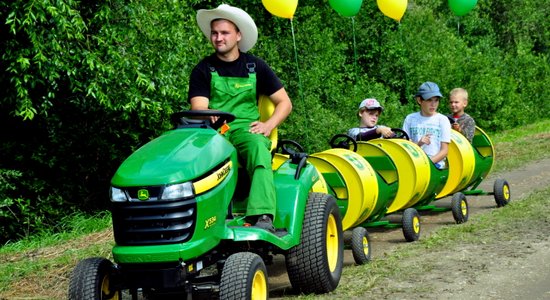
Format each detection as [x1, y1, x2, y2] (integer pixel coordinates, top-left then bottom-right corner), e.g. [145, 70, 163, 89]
[209, 65, 276, 219]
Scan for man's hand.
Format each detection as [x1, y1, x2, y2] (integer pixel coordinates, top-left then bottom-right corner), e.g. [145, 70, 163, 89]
[249, 121, 273, 137]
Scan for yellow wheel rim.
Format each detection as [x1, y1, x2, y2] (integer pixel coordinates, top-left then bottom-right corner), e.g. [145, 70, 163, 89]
[251, 269, 267, 300]
[461, 200, 468, 216]
[503, 185, 510, 200]
[413, 216, 420, 234]
[326, 214, 339, 272]
[362, 236, 370, 257]
[100, 276, 119, 300]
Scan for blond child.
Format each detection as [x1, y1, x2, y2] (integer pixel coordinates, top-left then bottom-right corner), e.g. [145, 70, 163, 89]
[448, 88, 476, 142]
[403, 82, 451, 169]
[348, 98, 394, 141]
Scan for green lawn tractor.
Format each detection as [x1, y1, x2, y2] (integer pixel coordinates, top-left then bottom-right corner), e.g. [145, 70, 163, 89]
[68, 109, 344, 299]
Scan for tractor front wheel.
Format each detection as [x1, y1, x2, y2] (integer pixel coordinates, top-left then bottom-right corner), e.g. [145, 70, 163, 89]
[68, 257, 120, 300]
[219, 252, 268, 300]
[286, 192, 344, 294]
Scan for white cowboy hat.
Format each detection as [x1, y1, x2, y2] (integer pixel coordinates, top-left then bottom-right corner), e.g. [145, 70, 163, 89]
[196, 4, 258, 53]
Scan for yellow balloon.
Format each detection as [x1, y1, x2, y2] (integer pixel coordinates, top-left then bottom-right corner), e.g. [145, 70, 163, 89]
[262, 0, 298, 19]
[377, 0, 407, 21]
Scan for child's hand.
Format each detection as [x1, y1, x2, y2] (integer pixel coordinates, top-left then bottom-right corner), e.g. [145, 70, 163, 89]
[452, 122, 461, 132]
[419, 133, 432, 146]
[378, 127, 395, 138]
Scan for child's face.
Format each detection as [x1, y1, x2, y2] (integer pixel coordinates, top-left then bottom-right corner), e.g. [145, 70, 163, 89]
[359, 109, 380, 127]
[417, 96, 440, 117]
[449, 95, 467, 115]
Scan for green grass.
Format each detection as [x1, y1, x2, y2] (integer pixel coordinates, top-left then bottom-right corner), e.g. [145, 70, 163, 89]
[0, 119, 549, 299]
[0, 211, 111, 253]
[491, 118, 550, 172]
[0, 211, 114, 298]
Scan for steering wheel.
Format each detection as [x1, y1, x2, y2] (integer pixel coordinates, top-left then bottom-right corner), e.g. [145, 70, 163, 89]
[329, 134, 357, 152]
[390, 128, 410, 140]
[171, 110, 236, 130]
[276, 139, 305, 156]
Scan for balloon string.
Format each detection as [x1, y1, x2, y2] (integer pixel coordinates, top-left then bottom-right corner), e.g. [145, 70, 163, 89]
[399, 22, 409, 103]
[352, 16, 357, 79]
[290, 18, 307, 143]
[290, 18, 302, 102]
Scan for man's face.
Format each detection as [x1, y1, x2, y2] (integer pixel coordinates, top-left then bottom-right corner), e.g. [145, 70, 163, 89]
[210, 19, 241, 55]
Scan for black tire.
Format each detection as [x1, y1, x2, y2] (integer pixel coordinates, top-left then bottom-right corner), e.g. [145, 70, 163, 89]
[351, 227, 372, 265]
[219, 252, 268, 300]
[68, 257, 119, 300]
[402, 208, 421, 242]
[494, 179, 511, 207]
[451, 192, 469, 224]
[286, 193, 344, 294]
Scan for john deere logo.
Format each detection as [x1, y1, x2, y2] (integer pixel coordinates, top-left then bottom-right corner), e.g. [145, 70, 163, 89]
[234, 83, 252, 89]
[137, 189, 149, 201]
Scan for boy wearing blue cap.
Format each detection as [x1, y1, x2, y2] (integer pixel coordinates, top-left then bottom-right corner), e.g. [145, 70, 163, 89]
[403, 82, 451, 169]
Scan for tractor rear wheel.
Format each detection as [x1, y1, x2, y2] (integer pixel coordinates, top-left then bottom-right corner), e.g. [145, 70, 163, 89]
[286, 193, 343, 294]
[451, 192, 469, 224]
[494, 179, 511, 207]
[351, 227, 372, 265]
[68, 257, 120, 300]
[402, 208, 421, 242]
[219, 252, 268, 300]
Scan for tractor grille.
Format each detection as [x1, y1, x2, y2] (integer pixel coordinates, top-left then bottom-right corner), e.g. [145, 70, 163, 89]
[111, 196, 197, 246]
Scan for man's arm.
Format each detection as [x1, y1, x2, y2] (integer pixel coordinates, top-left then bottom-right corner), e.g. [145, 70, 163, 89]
[249, 87, 292, 136]
[190, 96, 209, 110]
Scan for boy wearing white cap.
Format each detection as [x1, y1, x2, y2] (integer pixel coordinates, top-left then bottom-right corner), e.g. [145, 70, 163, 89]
[348, 98, 394, 141]
[188, 4, 292, 232]
[403, 81, 451, 169]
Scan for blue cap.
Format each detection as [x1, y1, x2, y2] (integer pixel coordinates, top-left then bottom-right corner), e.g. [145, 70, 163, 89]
[416, 81, 443, 100]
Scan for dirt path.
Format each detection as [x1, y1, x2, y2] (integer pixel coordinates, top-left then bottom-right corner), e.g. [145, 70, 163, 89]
[268, 157, 550, 299]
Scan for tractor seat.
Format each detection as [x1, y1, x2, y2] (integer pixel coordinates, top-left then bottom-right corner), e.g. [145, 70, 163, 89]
[258, 94, 278, 153]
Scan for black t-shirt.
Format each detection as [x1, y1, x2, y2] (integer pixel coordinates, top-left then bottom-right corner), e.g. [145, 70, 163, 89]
[188, 52, 284, 102]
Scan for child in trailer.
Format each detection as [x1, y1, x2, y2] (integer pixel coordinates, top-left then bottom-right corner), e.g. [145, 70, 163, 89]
[403, 81, 451, 169]
[448, 87, 476, 142]
[348, 98, 395, 141]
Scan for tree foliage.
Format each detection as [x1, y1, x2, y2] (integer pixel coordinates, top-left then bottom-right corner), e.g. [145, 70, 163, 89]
[1, 0, 549, 243]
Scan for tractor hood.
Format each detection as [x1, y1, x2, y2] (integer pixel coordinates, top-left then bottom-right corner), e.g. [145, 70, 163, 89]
[111, 129, 235, 187]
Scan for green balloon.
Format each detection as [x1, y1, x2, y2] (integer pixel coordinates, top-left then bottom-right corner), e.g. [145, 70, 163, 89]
[329, 0, 363, 17]
[448, 0, 478, 16]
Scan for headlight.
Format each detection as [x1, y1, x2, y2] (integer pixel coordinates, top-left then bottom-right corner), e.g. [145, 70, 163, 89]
[110, 187, 128, 202]
[161, 182, 194, 200]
